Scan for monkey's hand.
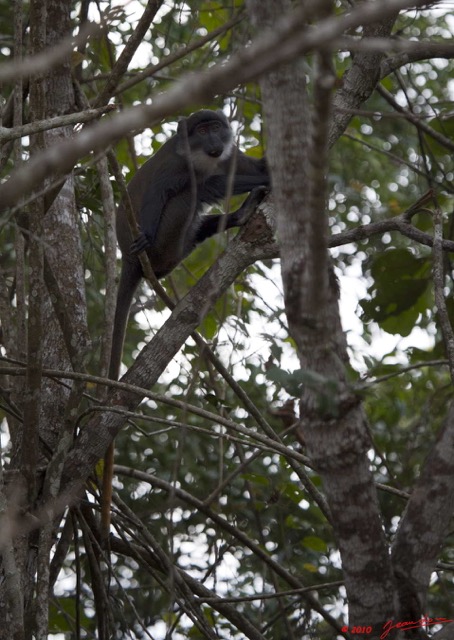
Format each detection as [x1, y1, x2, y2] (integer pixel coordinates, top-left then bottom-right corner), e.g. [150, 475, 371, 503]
[130, 231, 151, 255]
[232, 186, 269, 227]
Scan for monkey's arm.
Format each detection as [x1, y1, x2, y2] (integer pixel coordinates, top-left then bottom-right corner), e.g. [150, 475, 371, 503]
[234, 152, 268, 177]
[202, 151, 269, 203]
[200, 173, 269, 205]
[195, 187, 267, 244]
[219, 149, 268, 178]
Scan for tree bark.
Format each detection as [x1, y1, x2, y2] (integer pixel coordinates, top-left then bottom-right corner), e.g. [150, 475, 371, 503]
[247, 0, 397, 634]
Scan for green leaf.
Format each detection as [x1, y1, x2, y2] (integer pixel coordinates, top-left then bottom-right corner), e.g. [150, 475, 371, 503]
[303, 563, 319, 573]
[361, 249, 430, 334]
[302, 535, 328, 553]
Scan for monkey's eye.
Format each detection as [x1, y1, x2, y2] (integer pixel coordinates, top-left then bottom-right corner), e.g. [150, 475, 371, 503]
[211, 123, 221, 132]
[197, 126, 208, 135]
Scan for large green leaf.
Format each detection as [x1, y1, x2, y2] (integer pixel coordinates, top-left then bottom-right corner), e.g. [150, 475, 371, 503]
[361, 249, 431, 335]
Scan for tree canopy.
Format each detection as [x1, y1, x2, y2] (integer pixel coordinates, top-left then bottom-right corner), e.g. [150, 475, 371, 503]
[1, 1, 454, 639]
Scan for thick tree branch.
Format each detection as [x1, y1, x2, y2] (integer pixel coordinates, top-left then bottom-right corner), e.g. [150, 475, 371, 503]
[330, 12, 397, 147]
[59, 210, 277, 494]
[380, 45, 454, 77]
[333, 36, 454, 59]
[392, 402, 454, 619]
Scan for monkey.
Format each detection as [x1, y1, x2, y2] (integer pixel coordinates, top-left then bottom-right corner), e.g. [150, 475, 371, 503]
[108, 109, 269, 380]
[101, 109, 269, 541]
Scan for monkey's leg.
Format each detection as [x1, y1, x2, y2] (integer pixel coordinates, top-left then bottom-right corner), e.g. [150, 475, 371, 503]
[195, 187, 268, 244]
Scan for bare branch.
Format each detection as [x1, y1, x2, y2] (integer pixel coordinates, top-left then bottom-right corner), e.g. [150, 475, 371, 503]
[113, 467, 344, 636]
[0, 451, 24, 636]
[378, 85, 454, 152]
[0, 105, 115, 143]
[96, 155, 118, 381]
[432, 205, 454, 379]
[116, 11, 244, 96]
[333, 35, 454, 58]
[330, 10, 397, 147]
[306, 50, 336, 311]
[93, 0, 163, 107]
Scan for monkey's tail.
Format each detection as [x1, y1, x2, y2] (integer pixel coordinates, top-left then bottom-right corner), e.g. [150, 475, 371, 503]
[101, 259, 142, 544]
[107, 260, 142, 381]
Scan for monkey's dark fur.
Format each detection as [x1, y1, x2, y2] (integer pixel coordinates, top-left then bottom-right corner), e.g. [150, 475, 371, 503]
[109, 109, 269, 380]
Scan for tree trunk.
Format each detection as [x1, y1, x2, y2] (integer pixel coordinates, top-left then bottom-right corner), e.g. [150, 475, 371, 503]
[247, 0, 397, 634]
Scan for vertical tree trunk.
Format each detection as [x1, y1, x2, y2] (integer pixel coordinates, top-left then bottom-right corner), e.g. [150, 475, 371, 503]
[1, 1, 90, 637]
[247, 0, 397, 633]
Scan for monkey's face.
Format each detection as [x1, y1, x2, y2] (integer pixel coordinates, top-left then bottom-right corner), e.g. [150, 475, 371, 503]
[193, 121, 232, 158]
[177, 111, 234, 174]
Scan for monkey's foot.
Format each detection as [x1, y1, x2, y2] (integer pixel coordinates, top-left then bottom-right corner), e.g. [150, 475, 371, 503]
[130, 232, 150, 255]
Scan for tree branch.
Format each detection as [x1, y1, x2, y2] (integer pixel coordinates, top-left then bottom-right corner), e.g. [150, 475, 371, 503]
[0, 105, 114, 143]
[112, 466, 344, 636]
[391, 401, 454, 619]
[58, 209, 277, 493]
[93, 0, 163, 107]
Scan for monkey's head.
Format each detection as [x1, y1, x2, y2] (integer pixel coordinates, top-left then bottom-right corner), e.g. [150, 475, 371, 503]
[176, 109, 234, 171]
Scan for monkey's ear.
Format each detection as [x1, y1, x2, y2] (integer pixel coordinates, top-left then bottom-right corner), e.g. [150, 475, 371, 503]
[177, 116, 188, 135]
[215, 109, 228, 124]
